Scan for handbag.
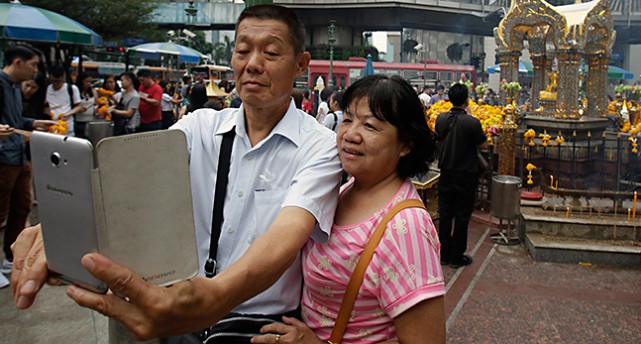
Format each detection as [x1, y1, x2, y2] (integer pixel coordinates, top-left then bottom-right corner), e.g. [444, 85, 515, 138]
[326, 199, 426, 344]
[112, 98, 129, 136]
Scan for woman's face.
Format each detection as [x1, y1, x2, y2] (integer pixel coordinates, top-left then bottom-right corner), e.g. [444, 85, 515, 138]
[21, 79, 39, 99]
[337, 96, 410, 183]
[121, 76, 131, 89]
[82, 76, 93, 90]
[104, 77, 116, 90]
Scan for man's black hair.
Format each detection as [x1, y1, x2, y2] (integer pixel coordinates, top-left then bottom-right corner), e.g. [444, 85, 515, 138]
[236, 4, 306, 54]
[3, 44, 38, 66]
[137, 69, 152, 79]
[320, 87, 333, 102]
[49, 64, 65, 78]
[448, 83, 468, 107]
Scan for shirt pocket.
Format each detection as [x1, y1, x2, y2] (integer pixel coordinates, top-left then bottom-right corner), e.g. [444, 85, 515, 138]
[253, 188, 287, 240]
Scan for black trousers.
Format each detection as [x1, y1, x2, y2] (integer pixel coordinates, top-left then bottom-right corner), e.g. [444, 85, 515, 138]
[438, 171, 478, 262]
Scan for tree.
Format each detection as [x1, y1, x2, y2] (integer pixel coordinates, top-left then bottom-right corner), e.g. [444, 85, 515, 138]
[183, 31, 214, 60]
[21, 0, 162, 41]
[212, 35, 234, 65]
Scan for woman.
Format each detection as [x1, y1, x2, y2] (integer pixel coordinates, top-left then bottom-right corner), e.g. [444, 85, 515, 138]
[178, 82, 208, 119]
[22, 71, 48, 120]
[101, 74, 121, 106]
[159, 80, 182, 129]
[74, 72, 98, 139]
[302, 89, 313, 116]
[252, 75, 445, 344]
[108, 71, 140, 135]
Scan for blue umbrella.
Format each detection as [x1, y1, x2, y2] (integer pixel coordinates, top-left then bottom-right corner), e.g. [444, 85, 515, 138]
[0, 3, 102, 46]
[486, 61, 532, 76]
[364, 54, 375, 76]
[129, 42, 205, 64]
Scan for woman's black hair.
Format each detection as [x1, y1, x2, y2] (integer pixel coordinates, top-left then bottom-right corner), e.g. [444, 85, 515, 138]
[76, 72, 94, 98]
[341, 74, 436, 178]
[187, 83, 208, 113]
[102, 74, 121, 93]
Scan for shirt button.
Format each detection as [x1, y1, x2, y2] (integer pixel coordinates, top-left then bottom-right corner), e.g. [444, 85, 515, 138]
[227, 226, 235, 233]
[247, 153, 253, 160]
[237, 191, 244, 197]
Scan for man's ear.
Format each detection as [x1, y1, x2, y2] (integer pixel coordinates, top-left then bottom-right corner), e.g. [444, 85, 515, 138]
[296, 52, 311, 76]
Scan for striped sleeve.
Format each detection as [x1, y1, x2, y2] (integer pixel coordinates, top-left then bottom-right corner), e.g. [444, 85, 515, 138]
[365, 206, 445, 319]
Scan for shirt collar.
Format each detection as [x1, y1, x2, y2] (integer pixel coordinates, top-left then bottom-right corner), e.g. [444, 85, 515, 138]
[217, 99, 301, 148]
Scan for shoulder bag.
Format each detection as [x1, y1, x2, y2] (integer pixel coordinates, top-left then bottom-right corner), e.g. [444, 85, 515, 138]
[326, 199, 426, 344]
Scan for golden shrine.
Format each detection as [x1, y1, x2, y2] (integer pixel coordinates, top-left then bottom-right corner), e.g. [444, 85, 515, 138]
[494, 0, 614, 119]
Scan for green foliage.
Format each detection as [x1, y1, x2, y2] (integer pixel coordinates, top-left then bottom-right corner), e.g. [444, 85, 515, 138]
[212, 36, 234, 65]
[501, 81, 522, 99]
[183, 31, 213, 59]
[21, 0, 162, 40]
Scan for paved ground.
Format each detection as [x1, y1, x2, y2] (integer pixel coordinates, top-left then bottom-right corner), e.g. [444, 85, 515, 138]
[1, 208, 640, 343]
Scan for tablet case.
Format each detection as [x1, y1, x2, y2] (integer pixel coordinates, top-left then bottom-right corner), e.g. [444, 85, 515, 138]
[92, 130, 199, 286]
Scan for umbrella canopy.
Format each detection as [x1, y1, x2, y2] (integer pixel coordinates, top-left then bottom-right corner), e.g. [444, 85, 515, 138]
[580, 65, 634, 80]
[0, 3, 101, 46]
[129, 42, 205, 64]
[486, 61, 533, 76]
[363, 54, 375, 76]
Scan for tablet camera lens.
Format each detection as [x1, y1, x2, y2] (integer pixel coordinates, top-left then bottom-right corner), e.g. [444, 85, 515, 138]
[50, 152, 61, 166]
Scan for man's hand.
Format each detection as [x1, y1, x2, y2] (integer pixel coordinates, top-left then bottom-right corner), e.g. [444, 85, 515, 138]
[32, 120, 56, 132]
[66, 253, 219, 340]
[0, 124, 14, 138]
[11, 225, 52, 309]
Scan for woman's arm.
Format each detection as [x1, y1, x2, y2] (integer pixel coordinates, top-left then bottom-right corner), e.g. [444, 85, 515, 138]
[390, 296, 446, 344]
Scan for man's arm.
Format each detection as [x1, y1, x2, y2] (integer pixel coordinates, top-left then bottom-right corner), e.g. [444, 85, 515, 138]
[13, 206, 317, 340]
[141, 86, 161, 107]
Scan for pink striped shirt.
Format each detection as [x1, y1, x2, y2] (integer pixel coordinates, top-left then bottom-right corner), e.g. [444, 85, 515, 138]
[301, 178, 445, 343]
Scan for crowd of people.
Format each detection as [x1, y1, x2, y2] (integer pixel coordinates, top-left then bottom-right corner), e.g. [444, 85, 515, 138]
[2, 5, 494, 344]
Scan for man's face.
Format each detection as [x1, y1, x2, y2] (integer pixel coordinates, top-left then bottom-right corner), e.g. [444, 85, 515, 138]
[16, 56, 39, 82]
[232, 18, 310, 110]
[49, 75, 65, 91]
[438, 89, 444, 96]
[138, 76, 152, 87]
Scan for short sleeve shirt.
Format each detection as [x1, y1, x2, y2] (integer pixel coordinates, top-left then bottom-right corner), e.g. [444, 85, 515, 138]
[138, 83, 163, 124]
[46, 83, 81, 136]
[301, 179, 445, 343]
[171, 101, 342, 314]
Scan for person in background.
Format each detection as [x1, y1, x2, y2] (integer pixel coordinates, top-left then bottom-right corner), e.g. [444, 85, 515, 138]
[435, 83, 486, 269]
[21, 71, 48, 120]
[108, 71, 140, 136]
[159, 80, 182, 129]
[136, 69, 163, 132]
[292, 88, 303, 109]
[11, 5, 341, 343]
[180, 75, 192, 99]
[74, 72, 99, 139]
[322, 90, 344, 133]
[179, 82, 208, 119]
[45, 65, 83, 136]
[315, 87, 333, 124]
[0, 44, 54, 288]
[428, 85, 446, 106]
[419, 84, 432, 109]
[101, 74, 121, 106]
[301, 89, 313, 115]
[253, 75, 444, 344]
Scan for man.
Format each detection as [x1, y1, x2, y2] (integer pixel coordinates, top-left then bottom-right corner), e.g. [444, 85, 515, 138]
[419, 84, 431, 108]
[322, 90, 344, 133]
[0, 44, 54, 288]
[12, 5, 341, 343]
[435, 83, 486, 269]
[137, 69, 163, 132]
[45, 65, 83, 136]
[429, 85, 446, 105]
[180, 75, 192, 99]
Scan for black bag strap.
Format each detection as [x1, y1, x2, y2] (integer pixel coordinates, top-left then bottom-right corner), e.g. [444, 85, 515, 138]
[331, 112, 338, 131]
[204, 128, 236, 278]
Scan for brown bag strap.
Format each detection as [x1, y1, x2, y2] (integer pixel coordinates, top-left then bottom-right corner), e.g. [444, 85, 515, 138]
[327, 199, 426, 344]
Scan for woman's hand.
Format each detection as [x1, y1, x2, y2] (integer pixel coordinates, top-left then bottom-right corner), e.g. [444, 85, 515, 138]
[251, 316, 324, 344]
[0, 124, 14, 138]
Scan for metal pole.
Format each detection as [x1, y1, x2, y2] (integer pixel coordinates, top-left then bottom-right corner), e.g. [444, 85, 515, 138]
[328, 20, 336, 88]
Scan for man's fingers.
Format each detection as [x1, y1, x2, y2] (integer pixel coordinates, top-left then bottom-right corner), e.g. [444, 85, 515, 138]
[80, 253, 149, 305]
[11, 225, 49, 309]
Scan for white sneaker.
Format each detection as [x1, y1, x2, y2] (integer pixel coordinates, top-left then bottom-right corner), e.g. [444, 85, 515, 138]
[0, 273, 9, 289]
[0, 258, 12, 274]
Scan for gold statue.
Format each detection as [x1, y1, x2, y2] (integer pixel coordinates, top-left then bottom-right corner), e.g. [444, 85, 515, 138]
[539, 71, 558, 101]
